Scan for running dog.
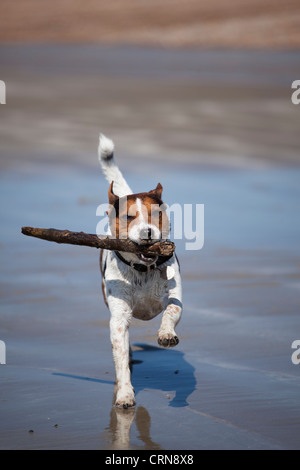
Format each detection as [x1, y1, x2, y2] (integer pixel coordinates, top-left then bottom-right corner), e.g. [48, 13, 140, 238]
[98, 134, 182, 408]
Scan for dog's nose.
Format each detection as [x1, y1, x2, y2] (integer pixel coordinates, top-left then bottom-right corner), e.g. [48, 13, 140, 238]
[140, 227, 154, 241]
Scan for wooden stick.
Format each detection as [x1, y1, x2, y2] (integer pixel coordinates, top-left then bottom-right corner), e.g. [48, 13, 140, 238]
[21, 226, 175, 257]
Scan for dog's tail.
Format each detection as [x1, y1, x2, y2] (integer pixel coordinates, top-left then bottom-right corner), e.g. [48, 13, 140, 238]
[98, 133, 132, 197]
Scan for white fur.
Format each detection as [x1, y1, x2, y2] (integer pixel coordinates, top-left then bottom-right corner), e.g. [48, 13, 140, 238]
[98, 133, 132, 197]
[98, 133, 115, 158]
[99, 134, 182, 409]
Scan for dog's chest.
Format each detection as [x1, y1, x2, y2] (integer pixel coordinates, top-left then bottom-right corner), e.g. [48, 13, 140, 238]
[130, 272, 168, 320]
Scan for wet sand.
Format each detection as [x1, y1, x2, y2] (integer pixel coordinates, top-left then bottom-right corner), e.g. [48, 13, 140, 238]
[0, 45, 300, 450]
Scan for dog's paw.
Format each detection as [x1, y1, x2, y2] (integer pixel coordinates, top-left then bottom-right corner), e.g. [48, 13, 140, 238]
[157, 332, 179, 348]
[115, 386, 136, 409]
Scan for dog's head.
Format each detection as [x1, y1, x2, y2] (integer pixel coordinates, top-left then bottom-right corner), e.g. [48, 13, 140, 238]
[107, 181, 170, 266]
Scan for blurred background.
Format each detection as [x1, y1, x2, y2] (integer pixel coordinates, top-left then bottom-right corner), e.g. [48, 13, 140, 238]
[1, 0, 300, 450]
[1, 0, 300, 170]
[1, 0, 300, 46]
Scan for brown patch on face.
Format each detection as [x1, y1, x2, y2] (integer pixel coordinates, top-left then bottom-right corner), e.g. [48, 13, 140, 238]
[107, 182, 169, 240]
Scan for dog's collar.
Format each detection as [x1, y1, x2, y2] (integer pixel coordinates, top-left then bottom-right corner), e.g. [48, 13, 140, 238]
[115, 251, 173, 273]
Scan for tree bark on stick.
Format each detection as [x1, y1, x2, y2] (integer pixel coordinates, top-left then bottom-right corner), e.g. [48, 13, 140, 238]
[21, 226, 175, 257]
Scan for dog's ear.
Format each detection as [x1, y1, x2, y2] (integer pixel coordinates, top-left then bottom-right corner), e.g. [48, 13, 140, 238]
[108, 181, 119, 206]
[149, 182, 163, 199]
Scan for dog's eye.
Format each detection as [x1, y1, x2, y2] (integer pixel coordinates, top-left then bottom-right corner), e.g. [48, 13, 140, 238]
[123, 214, 135, 221]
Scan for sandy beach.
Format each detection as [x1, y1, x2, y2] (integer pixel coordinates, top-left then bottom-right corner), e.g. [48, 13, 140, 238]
[0, 5, 300, 450]
[1, 0, 300, 48]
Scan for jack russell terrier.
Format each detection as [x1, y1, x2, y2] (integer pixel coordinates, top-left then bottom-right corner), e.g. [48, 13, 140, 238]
[98, 134, 182, 408]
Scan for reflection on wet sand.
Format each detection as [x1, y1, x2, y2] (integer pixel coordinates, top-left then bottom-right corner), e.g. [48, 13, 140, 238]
[105, 405, 161, 450]
[53, 343, 196, 449]
[106, 344, 196, 449]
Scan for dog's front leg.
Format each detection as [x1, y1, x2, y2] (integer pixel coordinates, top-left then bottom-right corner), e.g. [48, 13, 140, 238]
[157, 301, 182, 348]
[109, 301, 135, 408]
[158, 260, 182, 348]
